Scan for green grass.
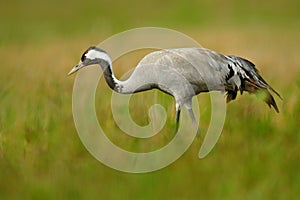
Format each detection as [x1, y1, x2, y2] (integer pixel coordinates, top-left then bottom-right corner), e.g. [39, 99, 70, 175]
[1, 0, 300, 199]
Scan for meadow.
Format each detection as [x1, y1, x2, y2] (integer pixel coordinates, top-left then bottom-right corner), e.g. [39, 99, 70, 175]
[1, 0, 300, 199]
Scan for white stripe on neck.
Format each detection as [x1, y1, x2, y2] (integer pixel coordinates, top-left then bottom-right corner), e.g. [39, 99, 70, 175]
[86, 49, 112, 67]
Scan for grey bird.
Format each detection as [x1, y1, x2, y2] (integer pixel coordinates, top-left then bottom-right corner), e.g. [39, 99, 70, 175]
[68, 46, 281, 132]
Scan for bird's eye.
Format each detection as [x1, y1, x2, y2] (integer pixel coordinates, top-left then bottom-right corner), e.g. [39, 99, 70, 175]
[81, 49, 89, 62]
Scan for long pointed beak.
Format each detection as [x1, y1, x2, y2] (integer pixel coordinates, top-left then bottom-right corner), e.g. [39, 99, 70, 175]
[68, 65, 79, 76]
[68, 62, 83, 76]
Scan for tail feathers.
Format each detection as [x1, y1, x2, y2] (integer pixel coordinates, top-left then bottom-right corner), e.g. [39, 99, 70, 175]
[266, 85, 282, 100]
[226, 90, 237, 103]
[244, 80, 281, 113]
[254, 73, 282, 100]
[263, 90, 279, 113]
[226, 56, 281, 112]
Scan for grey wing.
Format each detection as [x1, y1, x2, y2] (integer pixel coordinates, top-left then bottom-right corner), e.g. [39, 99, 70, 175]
[164, 48, 231, 93]
[136, 48, 230, 94]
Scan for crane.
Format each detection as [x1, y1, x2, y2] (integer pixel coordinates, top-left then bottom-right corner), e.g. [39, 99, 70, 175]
[68, 46, 281, 132]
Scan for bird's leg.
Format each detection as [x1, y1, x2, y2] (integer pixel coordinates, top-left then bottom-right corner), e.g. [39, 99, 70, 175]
[187, 108, 198, 131]
[183, 100, 198, 131]
[175, 103, 181, 133]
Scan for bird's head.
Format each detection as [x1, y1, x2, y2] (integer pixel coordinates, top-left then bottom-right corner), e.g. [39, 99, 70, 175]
[68, 46, 112, 75]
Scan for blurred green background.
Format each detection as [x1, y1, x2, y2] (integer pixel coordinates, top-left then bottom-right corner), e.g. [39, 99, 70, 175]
[1, 0, 300, 199]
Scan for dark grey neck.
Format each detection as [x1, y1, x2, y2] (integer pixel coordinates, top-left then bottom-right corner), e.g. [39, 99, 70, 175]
[97, 58, 154, 94]
[98, 60, 120, 92]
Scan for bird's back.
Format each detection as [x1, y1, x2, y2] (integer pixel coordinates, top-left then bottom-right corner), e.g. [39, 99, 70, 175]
[129, 47, 280, 112]
[136, 48, 231, 93]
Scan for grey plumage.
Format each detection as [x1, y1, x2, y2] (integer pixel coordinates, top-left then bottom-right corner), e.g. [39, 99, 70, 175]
[69, 46, 281, 132]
